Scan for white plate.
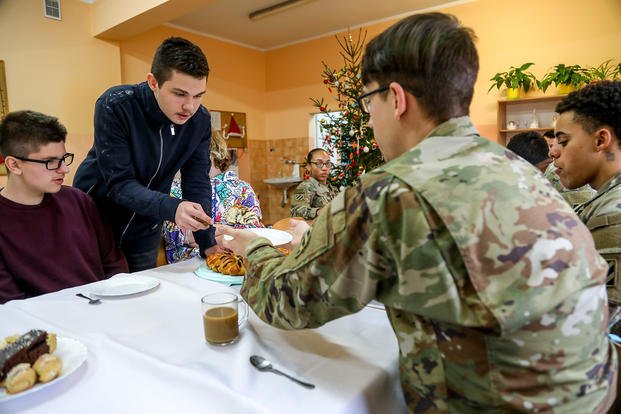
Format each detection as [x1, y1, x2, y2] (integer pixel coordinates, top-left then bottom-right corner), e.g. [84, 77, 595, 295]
[89, 275, 160, 297]
[0, 336, 87, 401]
[223, 228, 292, 246]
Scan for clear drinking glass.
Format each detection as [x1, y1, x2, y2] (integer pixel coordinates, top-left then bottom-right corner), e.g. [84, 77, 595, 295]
[201, 292, 248, 346]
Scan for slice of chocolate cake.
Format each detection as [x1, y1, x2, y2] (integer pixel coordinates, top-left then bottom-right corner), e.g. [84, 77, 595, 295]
[0, 329, 55, 380]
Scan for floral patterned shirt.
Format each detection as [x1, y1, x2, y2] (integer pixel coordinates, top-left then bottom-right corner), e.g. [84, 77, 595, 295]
[162, 171, 262, 263]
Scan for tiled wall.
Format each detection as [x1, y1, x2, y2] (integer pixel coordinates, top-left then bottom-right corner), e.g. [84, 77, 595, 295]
[246, 137, 309, 225]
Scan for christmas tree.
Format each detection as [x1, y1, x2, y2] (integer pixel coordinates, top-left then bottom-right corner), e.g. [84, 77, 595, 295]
[310, 30, 384, 189]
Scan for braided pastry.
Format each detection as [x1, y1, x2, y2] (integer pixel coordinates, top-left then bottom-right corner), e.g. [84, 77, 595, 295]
[206, 252, 247, 276]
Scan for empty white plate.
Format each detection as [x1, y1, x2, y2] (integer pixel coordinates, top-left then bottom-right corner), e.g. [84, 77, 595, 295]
[223, 228, 292, 246]
[89, 275, 160, 297]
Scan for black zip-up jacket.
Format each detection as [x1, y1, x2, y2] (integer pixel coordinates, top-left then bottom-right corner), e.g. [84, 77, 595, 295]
[74, 81, 216, 254]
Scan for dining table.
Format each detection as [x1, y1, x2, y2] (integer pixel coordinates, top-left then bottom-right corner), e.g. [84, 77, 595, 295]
[0, 257, 407, 414]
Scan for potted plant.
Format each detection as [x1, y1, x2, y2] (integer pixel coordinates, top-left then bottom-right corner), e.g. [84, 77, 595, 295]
[587, 59, 619, 81]
[488, 62, 538, 99]
[538, 64, 590, 94]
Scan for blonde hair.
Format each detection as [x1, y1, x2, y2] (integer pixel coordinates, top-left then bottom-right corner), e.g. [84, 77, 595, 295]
[211, 130, 231, 172]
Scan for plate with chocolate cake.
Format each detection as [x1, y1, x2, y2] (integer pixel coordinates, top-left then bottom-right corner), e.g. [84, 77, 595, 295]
[0, 330, 87, 401]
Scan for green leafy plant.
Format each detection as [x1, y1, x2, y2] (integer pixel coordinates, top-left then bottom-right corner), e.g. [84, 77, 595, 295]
[538, 64, 590, 92]
[488, 62, 538, 93]
[587, 59, 619, 81]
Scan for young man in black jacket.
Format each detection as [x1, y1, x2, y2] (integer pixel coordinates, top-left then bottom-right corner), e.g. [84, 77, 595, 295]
[74, 37, 216, 272]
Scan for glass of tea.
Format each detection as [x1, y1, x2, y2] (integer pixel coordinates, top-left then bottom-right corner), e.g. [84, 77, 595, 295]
[201, 292, 248, 345]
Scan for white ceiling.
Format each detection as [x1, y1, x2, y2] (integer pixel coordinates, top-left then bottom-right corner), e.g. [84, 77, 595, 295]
[167, 0, 469, 50]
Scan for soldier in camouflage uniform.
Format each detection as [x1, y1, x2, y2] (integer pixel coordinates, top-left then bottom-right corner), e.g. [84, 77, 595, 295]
[290, 148, 338, 220]
[550, 81, 621, 308]
[218, 13, 616, 413]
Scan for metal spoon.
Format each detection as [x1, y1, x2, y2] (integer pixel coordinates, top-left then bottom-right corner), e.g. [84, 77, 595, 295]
[76, 293, 101, 305]
[249, 355, 315, 389]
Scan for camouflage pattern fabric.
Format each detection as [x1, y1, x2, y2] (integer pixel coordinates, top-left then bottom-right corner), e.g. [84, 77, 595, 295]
[241, 117, 616, 413]
[575, 173, 621, 306]
[290, 177, 339, 220]
[545, 163, 596, 208]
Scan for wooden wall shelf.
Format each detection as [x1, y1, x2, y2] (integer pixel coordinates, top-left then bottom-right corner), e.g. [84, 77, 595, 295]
[497, 95, 564, 145]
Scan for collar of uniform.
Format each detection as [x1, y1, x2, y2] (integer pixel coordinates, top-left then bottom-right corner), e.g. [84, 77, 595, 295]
[595, 171, 621, 196]
[575, 171, 621, 217]
[424, 116, 479, 141]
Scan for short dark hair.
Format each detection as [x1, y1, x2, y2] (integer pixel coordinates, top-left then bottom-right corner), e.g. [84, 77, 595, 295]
[151, 37, 210, 84]
[507, 131, 550, 166]
[555, 80, 621, 144]
[0, 110, 67, 158]
[361, 12, 478, 123]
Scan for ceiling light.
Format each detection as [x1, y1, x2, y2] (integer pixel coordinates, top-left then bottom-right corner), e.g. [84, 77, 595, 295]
[248, 0, 315, 21]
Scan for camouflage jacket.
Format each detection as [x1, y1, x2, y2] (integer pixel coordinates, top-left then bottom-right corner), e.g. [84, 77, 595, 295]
[545, 163, 595, 208]
[290, 177, 338, 220]
[576, 172, 621, 305]
[241, 117, 616, 413]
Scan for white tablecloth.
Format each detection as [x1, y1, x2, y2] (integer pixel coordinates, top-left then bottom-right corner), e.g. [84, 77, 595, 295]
[0, 258, 406, 414]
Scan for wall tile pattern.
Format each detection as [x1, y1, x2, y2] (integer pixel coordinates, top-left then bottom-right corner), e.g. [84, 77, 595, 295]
[246, 137, 309, 225]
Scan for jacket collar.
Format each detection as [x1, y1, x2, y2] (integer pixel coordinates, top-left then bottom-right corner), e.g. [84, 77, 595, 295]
[137, 81, 172, 126]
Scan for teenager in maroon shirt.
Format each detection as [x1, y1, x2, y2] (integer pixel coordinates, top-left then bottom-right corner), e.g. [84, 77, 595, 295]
[0, 110, 127, 303]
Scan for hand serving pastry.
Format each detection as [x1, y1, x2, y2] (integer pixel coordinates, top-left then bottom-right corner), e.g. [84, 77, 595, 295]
[206, 252, 247, 276]
[0, 329, 62, 394]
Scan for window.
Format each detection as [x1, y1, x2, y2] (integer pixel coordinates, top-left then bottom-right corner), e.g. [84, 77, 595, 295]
[43, 0, 61, 20]
[310, 111, 340, 165]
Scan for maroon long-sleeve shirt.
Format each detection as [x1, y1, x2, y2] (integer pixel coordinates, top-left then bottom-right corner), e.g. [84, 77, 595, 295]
[0, 186, 128, 303]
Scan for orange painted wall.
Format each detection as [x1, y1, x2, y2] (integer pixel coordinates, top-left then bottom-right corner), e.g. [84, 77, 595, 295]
[0, 0, 121, 187]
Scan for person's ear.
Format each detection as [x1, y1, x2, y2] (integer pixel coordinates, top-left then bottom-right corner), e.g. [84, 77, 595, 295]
[594, 127, 614, 152]
[4, 156, 22, 175]
[389, 82, 407, 120]
[146, 73, 159, 92]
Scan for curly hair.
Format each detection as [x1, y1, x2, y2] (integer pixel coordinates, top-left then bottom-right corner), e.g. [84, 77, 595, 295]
[210, 130, 230, 172]
[555, 80, 621, 143]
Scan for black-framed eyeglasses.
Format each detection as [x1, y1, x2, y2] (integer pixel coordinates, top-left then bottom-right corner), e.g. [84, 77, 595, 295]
[309, 161, 333, 169]
[12, 153, 74, 170]
[357, 85, 389, 114]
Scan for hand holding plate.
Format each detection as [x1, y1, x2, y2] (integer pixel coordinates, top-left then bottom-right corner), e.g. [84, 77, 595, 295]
[215, 225, 257, 256]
